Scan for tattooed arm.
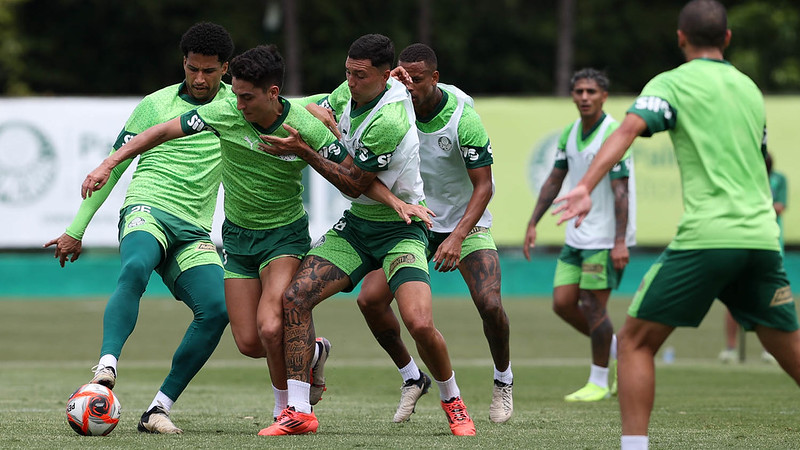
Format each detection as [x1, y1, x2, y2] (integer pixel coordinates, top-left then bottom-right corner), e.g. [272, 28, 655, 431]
[610, 177, 630, 270]
[523, 167, 567, 260]
[259, 124, 376, 198]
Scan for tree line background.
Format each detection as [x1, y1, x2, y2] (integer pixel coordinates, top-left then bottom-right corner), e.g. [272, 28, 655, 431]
[1, 0, 798, 97]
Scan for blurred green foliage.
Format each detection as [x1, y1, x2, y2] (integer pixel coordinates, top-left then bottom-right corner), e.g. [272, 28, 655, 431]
[2, 0, 798, 96]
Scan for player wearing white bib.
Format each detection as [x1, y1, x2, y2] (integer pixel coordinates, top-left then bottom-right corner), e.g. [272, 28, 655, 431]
[258, 34, 475, 437]
[355, 43, 513, 424]
[524, 68, 636, 402]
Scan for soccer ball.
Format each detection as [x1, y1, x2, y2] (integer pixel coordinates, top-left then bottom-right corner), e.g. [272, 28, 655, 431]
[66, 383, 121, 436]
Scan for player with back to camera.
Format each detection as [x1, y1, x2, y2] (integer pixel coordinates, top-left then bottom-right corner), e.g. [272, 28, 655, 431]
[552, 1, 800, 449]
[524, 68, 635, 402]
[257, 33, 476, 436]
[355, 42, 514, 424]
[80, 44, 431, 432]
[44, 22, 234, 434]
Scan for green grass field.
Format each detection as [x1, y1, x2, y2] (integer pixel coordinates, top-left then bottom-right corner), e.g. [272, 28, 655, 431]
[1, 296, 798, 449]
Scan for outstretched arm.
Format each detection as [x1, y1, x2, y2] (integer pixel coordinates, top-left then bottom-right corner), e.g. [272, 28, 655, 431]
[553, 114, 647, 226]
[523, 168, 567, 260]
[81, 118, 186, 198]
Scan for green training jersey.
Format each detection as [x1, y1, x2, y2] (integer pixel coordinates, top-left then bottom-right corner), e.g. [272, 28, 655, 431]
[320, 79, 424, 221]
[66, 82, 232, 239]
[628, 58, 778, 251]
[181, 96, 346, 230]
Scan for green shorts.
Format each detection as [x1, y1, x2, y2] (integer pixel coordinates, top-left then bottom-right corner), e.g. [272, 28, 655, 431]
[118, 204, 222, 295]
[307, 210, 430, 293]
[630, 248, 797, 331]
[428, 226, 497, 261]
[553, 244, 624, 290]
[221, 215, 310, 279]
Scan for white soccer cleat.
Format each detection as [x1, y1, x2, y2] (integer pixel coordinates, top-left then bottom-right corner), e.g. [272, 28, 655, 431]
[393, 371, 431, 422]
[309, 337, 331, 405]
[489, 380, 513, 423]
[718, 348, 738, 364]
[90, 365, 116, 390]
[137, 405, 183, 434]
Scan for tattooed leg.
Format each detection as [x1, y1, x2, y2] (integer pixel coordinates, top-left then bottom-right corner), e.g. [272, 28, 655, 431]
[460, 249, 510, 371]
[283, 255, 351, 382]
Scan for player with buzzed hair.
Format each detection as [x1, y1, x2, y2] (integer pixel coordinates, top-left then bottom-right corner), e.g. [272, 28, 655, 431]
[554, 1, 800, 448]
[46, 22, 235, 434]
[258, 33, 476, 436]
[355, 42, 514, 424]
[525, 67, 635, 403]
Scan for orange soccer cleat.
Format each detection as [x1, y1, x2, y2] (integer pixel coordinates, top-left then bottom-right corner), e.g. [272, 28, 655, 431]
[441, 396, 476, 436]
[258, 407, 319, 436]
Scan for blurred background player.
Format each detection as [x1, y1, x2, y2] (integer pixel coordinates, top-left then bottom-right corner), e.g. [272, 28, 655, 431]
[258, 33, 476, 436]
[355, 43, 513, 424]
[553, 2, 800, 449]
[524, 68, 635, 402]
[719, 150, 787, 363]
[44, 22, 234, 434]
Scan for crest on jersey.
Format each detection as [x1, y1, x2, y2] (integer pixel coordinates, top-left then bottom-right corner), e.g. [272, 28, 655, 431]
[438, 136, 453, 152]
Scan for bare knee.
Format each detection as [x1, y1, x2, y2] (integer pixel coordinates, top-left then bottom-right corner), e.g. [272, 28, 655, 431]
[405, 318, 437, 343]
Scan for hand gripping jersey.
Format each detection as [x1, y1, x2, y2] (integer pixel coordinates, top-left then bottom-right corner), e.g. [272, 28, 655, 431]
[563, 115, 636, 249]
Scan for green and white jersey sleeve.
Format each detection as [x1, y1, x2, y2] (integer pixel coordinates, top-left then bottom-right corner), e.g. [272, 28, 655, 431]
[336, 78, 425, 221]
[628, 58, 778, 251]
[182, 96, 345, 230]
[66, 82, 230, 238]
[417, 86, 494, 232]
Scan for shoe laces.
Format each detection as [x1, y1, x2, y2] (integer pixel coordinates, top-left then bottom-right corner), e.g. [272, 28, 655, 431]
[443, 398, 470, 423]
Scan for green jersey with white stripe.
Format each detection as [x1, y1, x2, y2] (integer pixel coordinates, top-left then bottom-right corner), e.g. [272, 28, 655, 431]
[628, 58, 778, 251]
[181, 96, 346, 229]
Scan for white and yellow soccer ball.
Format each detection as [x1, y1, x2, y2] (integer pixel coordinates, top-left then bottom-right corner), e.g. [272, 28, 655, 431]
[66, 383, 121, 436]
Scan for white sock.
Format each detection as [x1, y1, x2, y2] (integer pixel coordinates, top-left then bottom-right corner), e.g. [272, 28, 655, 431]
[610, 334, 618, 360]
[98, 354, 118, 372]
[273, 385, 288, 418]
[435, 371, 460, 401]
[589, 364, 609, 389]
[621, 435, 649, 450]
[494, 362, 513, 385]
[287, 379, 311, 414]
[399, 358, 421, 382]
[148, 391, 174, 413]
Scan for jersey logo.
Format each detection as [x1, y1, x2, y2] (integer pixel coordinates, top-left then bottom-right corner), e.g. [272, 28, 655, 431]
[196, 242, 216, 252]
[770, 286, 794, 307]
[438, 136, 453, 152]
[186, 113, 207, 131]
[377, 153, 392, 168]
[388, 253, 417, 275]
[243, 136, 257, 150]
[127, 217, 146, 228]
[461, 146, 479, 162]
[634, 96, 673, 120]
[319, 142, 343, 159]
